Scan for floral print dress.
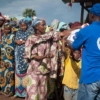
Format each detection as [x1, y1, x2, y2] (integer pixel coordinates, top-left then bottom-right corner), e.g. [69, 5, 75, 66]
[0, 33, 15, 96]
[15, 28, 33, 97]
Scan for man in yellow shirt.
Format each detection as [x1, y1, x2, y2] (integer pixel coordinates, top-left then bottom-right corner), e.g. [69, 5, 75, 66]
[62, 36, 81, 100]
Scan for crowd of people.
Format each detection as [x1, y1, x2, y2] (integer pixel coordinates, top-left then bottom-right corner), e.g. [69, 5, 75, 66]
[0, 3, 100, 100]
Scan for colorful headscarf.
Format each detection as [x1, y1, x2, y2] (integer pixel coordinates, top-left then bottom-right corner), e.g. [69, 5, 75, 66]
[19, 19, 28, 25]
[4, 15, 11, 21]
[10, 21, 18, 32]
[59, 24, 70, 31]
[56, 22, 66, 31]
[10, 21, 17, 27]
[4, 22, 12, 29]
[32, 18, 42, 27]
[50, 19, 59, 31]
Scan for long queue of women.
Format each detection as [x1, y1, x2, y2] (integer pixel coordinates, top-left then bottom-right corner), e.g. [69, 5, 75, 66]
[0, 12, 88, 100]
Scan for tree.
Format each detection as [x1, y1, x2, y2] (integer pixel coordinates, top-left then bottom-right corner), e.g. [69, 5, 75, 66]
[23, 8, 36, 17]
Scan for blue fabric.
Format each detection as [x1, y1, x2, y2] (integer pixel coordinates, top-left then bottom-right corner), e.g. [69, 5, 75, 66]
[26, 16, 32, 21]
[19, 19, 28, 25]
[0, 33, 15, 95]
[25, 17, 32, 26]
[32, 18, 42, 27]
[77, 81, 100, 100]
[64, 86, 77, 100]
[15, 26, 33, 97]
[72, 21, 100, 84]
[89, 3, 100, 17]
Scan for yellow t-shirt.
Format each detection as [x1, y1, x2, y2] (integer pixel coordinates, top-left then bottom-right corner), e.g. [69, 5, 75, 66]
[62, 56, 81, 89]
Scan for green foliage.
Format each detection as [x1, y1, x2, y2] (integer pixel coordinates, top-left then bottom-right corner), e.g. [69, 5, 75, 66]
[23, 8, 36, 17]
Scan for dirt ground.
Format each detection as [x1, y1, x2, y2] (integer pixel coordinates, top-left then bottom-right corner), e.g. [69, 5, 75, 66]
[0, 95, 24, 100]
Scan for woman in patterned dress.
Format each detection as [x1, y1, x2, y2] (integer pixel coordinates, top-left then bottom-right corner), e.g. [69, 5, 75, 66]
[0, 22, 15, 96]
[14, 19, 33, 98]
[24, 18, 57, 100]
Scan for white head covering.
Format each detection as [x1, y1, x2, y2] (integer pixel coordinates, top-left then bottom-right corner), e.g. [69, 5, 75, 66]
[4, 15, 11, 20]
[32, 16, 37, 20]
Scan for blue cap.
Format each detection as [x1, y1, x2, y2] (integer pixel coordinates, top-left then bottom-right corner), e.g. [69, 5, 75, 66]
[89, 3, 100, 17]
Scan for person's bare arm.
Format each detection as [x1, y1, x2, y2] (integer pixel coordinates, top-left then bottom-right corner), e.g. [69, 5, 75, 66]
[62, 38, 67, 59]
[31, 53, 54, 61]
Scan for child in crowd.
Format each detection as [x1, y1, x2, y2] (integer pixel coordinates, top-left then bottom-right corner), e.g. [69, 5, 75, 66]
[62, 36, 81, 100]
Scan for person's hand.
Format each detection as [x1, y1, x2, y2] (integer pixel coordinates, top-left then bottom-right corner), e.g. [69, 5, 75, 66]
[49, 27, 53, 31]
[81, 23, 89, 28]
[25, 58, 31, 63]
[59, 30, 72, 38]
[16, 40, 22, 45]
[22, 40, 26, 44]
[49, 53, 54, 58]
[45, 53, 54, 58]
[17, 40, 25, 45]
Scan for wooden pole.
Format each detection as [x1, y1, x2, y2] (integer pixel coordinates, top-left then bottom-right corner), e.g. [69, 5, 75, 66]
[80, 2, 84, 24]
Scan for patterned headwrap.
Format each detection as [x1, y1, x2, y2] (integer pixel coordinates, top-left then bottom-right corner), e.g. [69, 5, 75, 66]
[10, 21, 17, 27]
[4, 22, 12, 29]
[50, 19, 59, 31]
[56, 22, 66, 31]
[32, 18, 42, 27]
[59, 24, 70, 31]
[4, 15, 11, 21]
[10, 21, 18, 32]
[19, 19, 28, 25]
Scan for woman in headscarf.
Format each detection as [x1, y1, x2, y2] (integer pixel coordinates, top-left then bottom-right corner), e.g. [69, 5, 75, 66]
[24, 18, 59, 100]
[0, 22, 15, 96]
[10, 20, 18, 35]
[14, 19, 33, 98]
